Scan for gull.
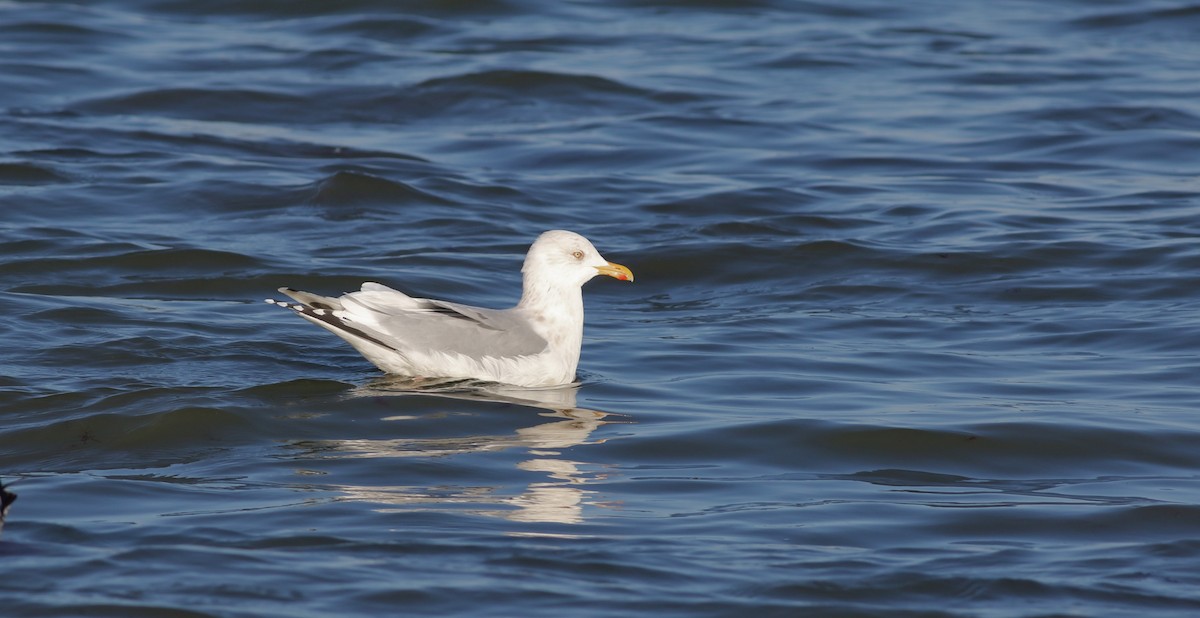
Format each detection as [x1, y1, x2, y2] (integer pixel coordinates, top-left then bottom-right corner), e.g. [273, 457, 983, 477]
[0, 479, 14, 537]
[268, 230, 633, 387]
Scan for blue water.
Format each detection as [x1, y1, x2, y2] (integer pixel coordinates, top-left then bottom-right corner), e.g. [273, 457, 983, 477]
[3, 1, 1200, 615]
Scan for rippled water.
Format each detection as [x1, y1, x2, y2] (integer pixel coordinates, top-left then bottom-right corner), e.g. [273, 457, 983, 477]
[3, 0, 1200, 615]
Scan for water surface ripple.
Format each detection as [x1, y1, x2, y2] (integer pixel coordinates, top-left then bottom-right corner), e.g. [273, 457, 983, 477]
[2, 1, 1200, 616]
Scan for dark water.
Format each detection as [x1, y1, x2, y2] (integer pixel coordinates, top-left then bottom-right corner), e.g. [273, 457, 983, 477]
[3, 0, 1200, 615]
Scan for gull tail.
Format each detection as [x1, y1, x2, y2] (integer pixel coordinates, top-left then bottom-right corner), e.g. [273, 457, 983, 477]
[266, 287, 399, 354]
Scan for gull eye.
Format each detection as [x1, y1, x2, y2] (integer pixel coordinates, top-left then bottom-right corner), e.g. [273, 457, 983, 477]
[571, 250, 584, 260]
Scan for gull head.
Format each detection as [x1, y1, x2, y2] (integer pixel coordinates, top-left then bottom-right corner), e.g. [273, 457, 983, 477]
[522, 230, 634, 290]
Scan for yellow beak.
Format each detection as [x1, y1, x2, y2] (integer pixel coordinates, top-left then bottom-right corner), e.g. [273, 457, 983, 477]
[595, 261, 634, 282]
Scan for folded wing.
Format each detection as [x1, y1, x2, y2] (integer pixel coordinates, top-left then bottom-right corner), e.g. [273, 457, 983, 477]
[277, 283, 548, 360]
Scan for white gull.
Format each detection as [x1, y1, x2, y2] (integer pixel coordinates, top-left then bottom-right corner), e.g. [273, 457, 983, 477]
[268, 230, 633, 387]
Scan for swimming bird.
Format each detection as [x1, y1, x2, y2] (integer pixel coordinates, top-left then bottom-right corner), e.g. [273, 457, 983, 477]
[0, 479, 14, 537]
[268, 230, 633, 387]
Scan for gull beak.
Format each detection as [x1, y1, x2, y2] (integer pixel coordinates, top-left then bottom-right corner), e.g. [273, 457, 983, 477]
[595, 261, 634, 282]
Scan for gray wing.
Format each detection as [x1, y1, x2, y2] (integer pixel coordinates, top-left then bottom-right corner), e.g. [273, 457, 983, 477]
[339, 286, 549, 359]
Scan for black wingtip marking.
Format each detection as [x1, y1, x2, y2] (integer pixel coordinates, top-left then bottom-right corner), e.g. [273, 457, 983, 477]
[272, 300, 399, 353]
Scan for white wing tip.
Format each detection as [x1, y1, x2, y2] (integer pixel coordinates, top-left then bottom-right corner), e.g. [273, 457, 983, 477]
[267, 298, 306, 312]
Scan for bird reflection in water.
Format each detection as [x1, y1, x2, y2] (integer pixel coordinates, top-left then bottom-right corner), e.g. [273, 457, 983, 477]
[295, 377, 623, 525]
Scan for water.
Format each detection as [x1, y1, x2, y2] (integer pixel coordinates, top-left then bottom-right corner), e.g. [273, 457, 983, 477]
[2, 0, 1200, 615]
